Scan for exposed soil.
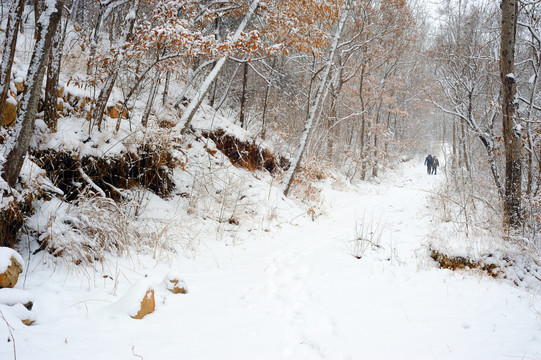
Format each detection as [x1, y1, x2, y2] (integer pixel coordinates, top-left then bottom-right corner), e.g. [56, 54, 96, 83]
[202, 129, 289, 174]
[32, 145, 176, 201]
[430, 249, 503, 278]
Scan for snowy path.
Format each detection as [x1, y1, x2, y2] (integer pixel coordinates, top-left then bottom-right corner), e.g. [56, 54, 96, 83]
[3, 161, 541, 360]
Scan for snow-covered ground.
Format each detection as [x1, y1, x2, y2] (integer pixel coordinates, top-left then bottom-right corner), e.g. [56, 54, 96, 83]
[2, 161, 541, 360]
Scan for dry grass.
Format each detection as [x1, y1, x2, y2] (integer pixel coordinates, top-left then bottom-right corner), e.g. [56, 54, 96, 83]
[35, 191, 184, 266]
[290, 157, 329, 203]
[347, 213, 386, 259]
[429, 155, 541, 287]
[37, 195, 136, 265]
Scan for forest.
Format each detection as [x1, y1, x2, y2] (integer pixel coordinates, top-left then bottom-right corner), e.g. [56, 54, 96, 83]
[0, 0, 540, 359]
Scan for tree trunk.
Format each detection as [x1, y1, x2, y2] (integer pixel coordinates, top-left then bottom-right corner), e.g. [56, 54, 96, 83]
[372, 100, 382, 178]
[94, 72, 118, 131]
[500, 0, 522, 229]
[452, 120, 457, 167]
[327, 64, 344, 162]
[70, 0, 80, 23]
[359, 64, 367, 180]
[209, 78, 218, 108]
[478, 132, 505, 200]
[0, 0, 25, 119]
[141, 69, 161, 127]
[239, 61, 249, 129]
[2, 0, 64, 187]
[261, 79, 270, 139]
[162, 70, 171, 106]
[260, 58, 277, 140]
[33, 0, 43, 39]
[524, 45, 539, 201]
[43, 17, 66, 132]
[283, 0, 351, 196]
[526, 124, 533, 198]
[461, 119, 470, 172]
[109, 12, 116, 44]
[327, 88, 336, 161]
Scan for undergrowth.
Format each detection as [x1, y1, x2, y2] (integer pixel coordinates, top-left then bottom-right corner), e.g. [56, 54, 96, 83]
[428, 155, 541, 288]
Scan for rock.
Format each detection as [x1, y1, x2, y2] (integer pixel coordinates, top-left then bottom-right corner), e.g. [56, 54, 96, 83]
[0, 97, 17, 128]
[168, 279, 188, 294]
[113, 279, 156, 320]
[22, 319, 35, 326]
[133, 289, 155, 320]
[164, 275, 188, 294]
[23, 301, 33, 310]
[0, 258, 23, 288]
[0, 248, 24, 288]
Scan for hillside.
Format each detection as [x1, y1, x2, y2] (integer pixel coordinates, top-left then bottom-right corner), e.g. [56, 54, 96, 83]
[1, 1, 541, 359]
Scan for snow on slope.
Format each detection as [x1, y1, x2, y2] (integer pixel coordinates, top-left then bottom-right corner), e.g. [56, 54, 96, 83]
[1, 160, 540, 360]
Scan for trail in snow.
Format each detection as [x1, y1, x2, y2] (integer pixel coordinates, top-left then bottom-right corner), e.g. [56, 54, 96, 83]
[3, 160, 541, 360]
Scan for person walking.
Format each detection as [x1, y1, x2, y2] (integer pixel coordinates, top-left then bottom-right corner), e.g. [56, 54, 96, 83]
[432, 156, 439, 175]
[424, 154, 433, 175]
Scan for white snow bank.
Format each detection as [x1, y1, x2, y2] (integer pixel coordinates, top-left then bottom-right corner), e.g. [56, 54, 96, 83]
[0, 288, 33, 306]
[19, 157, 63, 196]
[35, 116, 131, 157]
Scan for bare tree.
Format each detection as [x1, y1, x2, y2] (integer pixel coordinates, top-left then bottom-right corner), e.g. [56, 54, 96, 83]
[0, 0, 25, 120]
[177, 0, 261, 134]
[430, 2, 505, 199]
[2, 0, 64, 186]
[501, 0, 522, 229]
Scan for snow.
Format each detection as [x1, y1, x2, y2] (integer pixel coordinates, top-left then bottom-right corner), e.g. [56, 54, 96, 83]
[0, 247, 24, 273]
[0, 288, 33, 307]
[6, 96, 17, 106]
[1, 160, 540, 360]
[35, 116, 133, 157]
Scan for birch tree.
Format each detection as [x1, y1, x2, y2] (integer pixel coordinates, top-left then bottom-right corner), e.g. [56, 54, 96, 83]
[283, 0, 351, 196]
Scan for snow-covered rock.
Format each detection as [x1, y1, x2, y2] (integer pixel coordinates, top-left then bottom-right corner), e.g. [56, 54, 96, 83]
[111, 278, 156, 319]
[0, 247, 24, 288]
[163, 272, 188, 294]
